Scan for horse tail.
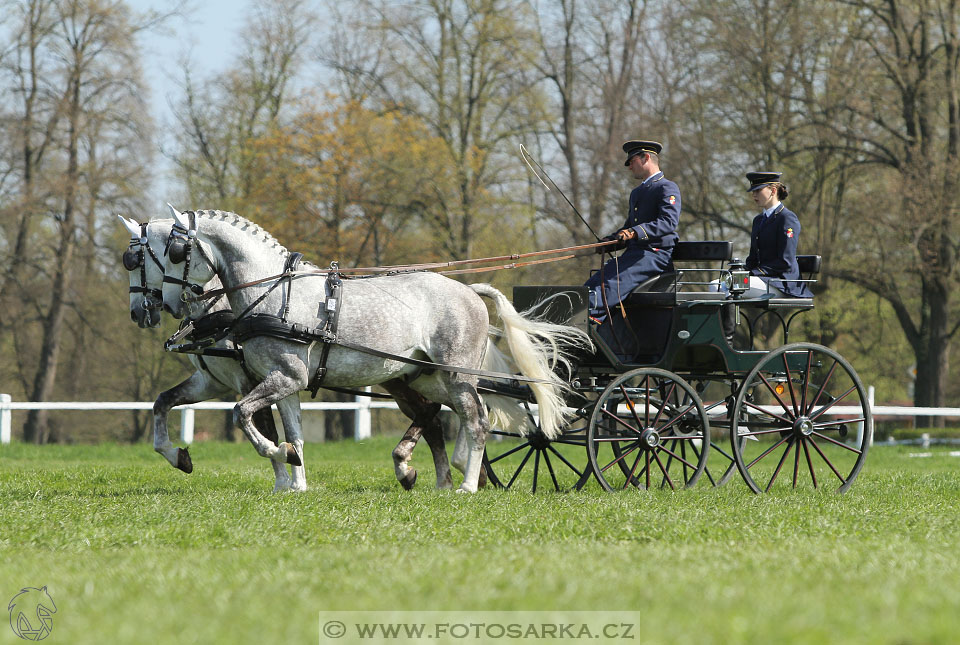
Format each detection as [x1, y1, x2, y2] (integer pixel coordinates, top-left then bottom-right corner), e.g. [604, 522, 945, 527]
[480, 339, 534, 435]
[469, 284, 592, 439]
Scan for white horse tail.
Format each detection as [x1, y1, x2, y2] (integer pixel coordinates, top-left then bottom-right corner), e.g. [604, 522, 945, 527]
[470, 284, 592, 439]
[480, 339, 534, 435]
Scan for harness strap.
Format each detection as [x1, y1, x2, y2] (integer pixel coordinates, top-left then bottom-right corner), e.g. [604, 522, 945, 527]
[164, 311, 238, 354]
[311, 267, 343, 396]
[328, 337, 548, 385]
[281, 252, 303, 323]
[204, 310, 554, 387]
[129, 222, 165, 301]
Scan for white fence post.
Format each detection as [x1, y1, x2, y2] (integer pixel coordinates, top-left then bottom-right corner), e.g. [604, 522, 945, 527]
[867, 385, 875, 447]
[1, 394, 11, 444]
[181, 408, 195, 444]
[354, 387, 372, 440]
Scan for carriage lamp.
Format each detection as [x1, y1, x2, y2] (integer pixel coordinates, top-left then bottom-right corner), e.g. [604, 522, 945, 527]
[728, 258, 750, 295]
[775, 383, 786, 396]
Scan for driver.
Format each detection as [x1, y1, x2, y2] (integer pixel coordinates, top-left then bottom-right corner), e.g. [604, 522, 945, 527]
[585, 140, 680, 323]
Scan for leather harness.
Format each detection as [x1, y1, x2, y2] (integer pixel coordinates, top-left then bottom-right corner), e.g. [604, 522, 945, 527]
[165, 252, 550, 396]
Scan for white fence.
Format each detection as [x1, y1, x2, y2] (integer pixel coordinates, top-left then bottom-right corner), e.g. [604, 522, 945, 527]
[2, 386, 960, 445]
[0, 391, 399, 444]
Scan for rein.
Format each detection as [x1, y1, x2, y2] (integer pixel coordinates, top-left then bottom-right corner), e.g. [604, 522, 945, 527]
[159, 217, 616, 387]
[180, 239, 616, 303]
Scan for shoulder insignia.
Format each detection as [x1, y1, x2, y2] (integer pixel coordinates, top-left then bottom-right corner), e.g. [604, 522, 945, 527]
[668, 195, 676, 205]
[787, 228, 794, 238]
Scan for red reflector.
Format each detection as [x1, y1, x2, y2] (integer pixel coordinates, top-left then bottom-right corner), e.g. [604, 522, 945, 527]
[742, 277, 749, 284]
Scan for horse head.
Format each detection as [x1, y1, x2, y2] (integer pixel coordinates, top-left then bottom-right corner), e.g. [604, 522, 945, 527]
[118, 214, 166, 328]
[160, 205, 220, 319]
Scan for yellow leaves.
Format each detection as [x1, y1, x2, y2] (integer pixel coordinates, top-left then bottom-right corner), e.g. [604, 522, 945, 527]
[240, 100, 459, 264]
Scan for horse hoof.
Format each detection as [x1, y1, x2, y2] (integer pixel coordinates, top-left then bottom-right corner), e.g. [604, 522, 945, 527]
[399, 469, 418, 491]
[176, 448, 193, 474]
[283, 443, 302, 466]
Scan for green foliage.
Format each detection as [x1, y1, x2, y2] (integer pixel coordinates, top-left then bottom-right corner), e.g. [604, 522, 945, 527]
[1, 439, 959, 644]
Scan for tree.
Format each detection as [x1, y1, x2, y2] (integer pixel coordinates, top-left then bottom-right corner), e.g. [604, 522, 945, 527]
[324, 0, 549, 259]
[170, 0, 315, 208]
[247, 100, 455, 266]
[815, 0, 960, 416]
[0, 0, 158, 442]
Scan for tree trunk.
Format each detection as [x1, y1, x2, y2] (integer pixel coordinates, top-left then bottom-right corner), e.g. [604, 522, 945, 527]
[913, 276, 950, 427]
[22, 76, 80, 444]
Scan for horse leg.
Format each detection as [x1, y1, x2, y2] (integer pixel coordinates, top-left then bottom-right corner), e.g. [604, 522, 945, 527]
[452, 426, 488, 488]
[422, 416, 454, 489]
[153, 370, 232, 473]
[246, 403, 295, 493]
[444, 380, 489, 493]
[233, 372, 303, 468]
[274, 394, 305, 492]
[381, 380, 449, 490]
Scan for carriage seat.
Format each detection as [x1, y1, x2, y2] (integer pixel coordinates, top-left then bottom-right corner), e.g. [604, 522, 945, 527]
[625, 241, 733, 306]
[756, 254, 821, 310]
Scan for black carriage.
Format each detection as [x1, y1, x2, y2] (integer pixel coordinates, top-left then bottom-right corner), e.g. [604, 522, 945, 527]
[481, 241, 873, 494]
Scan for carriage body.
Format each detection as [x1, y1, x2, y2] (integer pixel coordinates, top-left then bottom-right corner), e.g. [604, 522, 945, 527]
[483, 242, 872, 494]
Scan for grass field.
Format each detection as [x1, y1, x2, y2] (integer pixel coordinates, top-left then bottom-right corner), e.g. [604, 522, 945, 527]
[2, 437, 959, 644]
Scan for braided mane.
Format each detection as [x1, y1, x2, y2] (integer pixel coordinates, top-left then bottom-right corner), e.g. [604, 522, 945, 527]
[193, 209, 288, 255]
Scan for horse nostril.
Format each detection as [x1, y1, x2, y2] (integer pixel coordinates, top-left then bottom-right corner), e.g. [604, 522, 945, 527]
[131, 310, 138, 322]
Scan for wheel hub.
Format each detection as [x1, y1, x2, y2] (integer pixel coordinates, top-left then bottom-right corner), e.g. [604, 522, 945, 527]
[527, 431, 551, 450]
[793, 417, 814, 437]
[640, 427, 661, 449]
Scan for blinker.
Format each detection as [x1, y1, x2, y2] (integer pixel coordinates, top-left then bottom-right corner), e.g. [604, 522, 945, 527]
[167, 236, 188, 264]
[122, 247, 140, 271]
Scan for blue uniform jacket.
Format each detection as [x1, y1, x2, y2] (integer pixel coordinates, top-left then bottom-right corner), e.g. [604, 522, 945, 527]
[584, 172, 680, 316]
[624, 172, 680, 250]
[745, 204, 813, 298]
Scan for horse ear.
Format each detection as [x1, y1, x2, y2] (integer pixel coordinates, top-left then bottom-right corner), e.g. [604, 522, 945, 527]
[117, 214, 140, 239]
[167, 203, 190, 230]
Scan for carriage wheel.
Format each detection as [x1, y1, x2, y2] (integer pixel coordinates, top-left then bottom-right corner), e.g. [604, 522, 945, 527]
[587, 368, 710, 491]
[482, 399, 594, 492]
[731, 343, 872, 493]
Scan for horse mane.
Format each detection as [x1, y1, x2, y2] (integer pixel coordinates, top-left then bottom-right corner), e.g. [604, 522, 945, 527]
[192, 209, 323, 270]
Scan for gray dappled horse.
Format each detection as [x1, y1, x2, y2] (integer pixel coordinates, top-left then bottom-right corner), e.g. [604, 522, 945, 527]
[159, 208, 590, 492]
[121, 215, 468, 492]
[120, 215, 301, 491]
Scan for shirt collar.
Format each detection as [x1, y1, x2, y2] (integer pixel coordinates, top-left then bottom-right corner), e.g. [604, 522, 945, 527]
[762, 201, 782, 217]
[641, 170, 663, 186]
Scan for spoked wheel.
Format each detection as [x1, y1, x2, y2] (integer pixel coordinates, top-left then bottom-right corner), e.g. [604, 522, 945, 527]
[482, 399, 594, 492]
[731, 343, 872, 493]
[587, 368, 710, 491]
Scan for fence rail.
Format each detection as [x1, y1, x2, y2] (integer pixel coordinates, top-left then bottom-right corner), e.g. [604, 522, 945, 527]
[0, 391, 396, 444]
[2, 386, 960, 445]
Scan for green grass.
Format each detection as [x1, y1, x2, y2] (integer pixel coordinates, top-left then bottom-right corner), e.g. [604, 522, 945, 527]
[2, 439, 959, 644]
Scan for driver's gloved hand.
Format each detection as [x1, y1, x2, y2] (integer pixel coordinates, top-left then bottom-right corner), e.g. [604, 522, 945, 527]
[597, 234, 626, 253]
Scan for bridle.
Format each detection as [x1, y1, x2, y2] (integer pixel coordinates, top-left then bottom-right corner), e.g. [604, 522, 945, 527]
[162, 210, 216, 303]
[123, 221, 164, 313]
